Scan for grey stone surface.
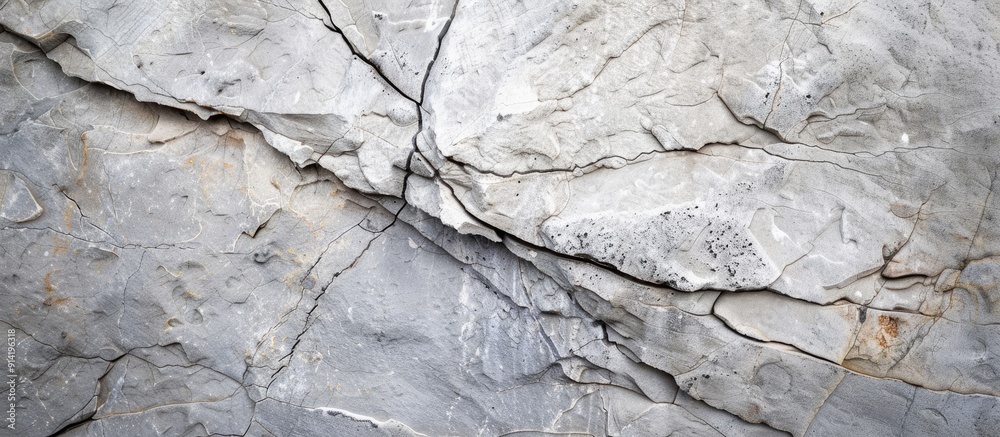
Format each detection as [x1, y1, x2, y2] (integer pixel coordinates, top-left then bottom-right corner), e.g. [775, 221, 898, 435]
[1, 0, 999, 436]
[0, 172, 43, 223]
[321, 0, 456, 101]
[0, 0, 418, 196]
[421, 0, 999, 301]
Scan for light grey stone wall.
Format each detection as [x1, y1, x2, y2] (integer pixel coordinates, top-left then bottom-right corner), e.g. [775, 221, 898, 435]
[1, 1, 998, 435]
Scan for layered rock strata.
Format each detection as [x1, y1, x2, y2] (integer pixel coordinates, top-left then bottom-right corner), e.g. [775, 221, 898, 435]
[1, 0, 998, 435]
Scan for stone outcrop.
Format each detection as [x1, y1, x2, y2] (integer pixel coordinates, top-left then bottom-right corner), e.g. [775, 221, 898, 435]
[1, 1, 998, 435]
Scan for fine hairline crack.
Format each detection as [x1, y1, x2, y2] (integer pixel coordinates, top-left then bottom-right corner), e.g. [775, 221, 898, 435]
[0, 46, 955, 427]
[4, 4, 985, 436]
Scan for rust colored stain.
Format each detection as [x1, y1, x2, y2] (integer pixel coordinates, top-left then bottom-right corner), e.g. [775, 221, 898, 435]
[78, 131, 89, 183]
[53, 234, 70, 256]
[63, 207, 73, 233]
[876, 315, 899, 349]
[43, 271, 54, 294]
[878, 315, 899, 337]
[42, 271, 69, 306]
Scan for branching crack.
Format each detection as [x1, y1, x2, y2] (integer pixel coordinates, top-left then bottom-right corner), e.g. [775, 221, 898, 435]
[314, 0, 417, 106]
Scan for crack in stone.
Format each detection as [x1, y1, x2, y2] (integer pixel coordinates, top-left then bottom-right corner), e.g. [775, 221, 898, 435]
[314, 0, 419, 106]
[3, 3, 998, 434]
[264, 224, 390, 393]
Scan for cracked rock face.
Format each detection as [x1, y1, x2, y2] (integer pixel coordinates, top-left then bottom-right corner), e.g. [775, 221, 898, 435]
[1, 1, 999, 436]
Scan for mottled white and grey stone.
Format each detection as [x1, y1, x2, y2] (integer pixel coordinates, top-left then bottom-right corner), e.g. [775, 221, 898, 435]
[0, 0, 419, 196]
[0, 33, 778, 436]
[2, 0, 999, 435]
[421, 0, 1000, 302]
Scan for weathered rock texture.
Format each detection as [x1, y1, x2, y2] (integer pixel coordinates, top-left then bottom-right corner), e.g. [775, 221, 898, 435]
[1, 0, 998, 435]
